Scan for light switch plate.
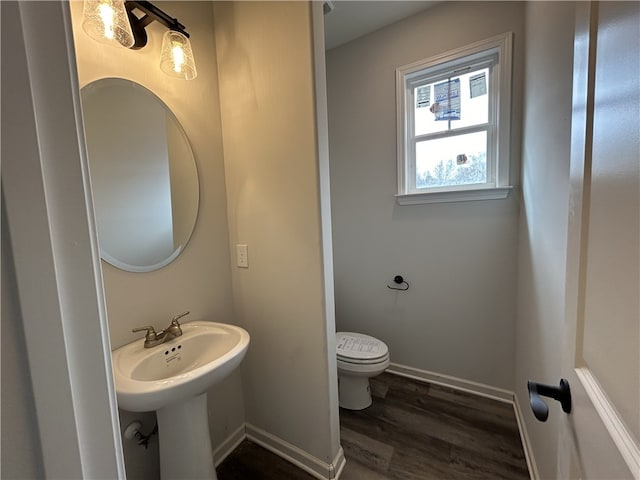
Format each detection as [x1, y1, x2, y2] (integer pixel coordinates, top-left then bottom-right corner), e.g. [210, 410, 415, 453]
[236, 244, 248, 268]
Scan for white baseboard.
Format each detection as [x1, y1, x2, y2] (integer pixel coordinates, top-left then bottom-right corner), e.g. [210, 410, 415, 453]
[213, 423, 247, 467]
[246, 423, 345, 480]
[332, 446, 347, 479]
[386, 362, 514, 403]
[211, 422, 344, 479]
[513, 393, 540, 480]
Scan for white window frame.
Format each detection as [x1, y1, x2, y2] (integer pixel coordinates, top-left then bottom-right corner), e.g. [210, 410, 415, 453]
[396, 33, 514, 205]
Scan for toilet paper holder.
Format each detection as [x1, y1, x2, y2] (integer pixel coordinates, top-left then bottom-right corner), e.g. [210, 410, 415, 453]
[387, 275, 409, 291]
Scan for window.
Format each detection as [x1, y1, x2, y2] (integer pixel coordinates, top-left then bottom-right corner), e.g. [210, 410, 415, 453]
[396, 33, 513, 204]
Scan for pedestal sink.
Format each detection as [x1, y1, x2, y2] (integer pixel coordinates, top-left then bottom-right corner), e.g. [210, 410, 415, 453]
[112, 321, 250, 479]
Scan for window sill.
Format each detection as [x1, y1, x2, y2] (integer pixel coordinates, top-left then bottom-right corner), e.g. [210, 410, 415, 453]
[395, 186, 513, 205]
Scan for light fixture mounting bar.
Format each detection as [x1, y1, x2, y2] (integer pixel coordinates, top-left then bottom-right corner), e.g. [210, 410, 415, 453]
[125, 0, 189, 49]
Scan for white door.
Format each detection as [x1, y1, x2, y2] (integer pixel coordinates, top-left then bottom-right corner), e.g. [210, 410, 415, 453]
[560, 2, 639, 479]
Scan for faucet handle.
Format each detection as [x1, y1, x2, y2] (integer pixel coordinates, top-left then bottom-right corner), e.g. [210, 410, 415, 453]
[132, 326, 158, 341]
[171, 311, 190, 326]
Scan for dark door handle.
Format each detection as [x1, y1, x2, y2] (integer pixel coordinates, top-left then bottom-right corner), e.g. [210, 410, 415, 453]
[527, 378, 571, 422]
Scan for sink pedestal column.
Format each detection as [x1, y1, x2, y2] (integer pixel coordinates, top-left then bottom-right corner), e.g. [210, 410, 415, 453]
[156, 393, 216, 480]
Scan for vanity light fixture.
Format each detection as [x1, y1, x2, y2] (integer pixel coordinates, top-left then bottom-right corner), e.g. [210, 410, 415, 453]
[82, 0, 135, 48]
[82, 0, 197, 80]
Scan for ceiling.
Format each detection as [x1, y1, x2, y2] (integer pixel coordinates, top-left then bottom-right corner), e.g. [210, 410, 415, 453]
[323, 1, 439, 50]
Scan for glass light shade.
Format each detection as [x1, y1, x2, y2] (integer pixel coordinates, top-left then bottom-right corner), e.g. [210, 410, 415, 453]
[160, 31, 198, 80]
[82, 0, 134, 48]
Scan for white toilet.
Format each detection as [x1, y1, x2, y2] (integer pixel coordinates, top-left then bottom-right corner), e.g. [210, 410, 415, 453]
[336, 332, 390, 410]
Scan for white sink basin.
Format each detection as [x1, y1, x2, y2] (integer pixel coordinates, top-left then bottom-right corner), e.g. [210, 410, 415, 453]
[112, 320, 249, 412]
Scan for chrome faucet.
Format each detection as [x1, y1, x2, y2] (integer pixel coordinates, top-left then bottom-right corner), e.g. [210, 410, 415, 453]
[132, 311, 189, 348]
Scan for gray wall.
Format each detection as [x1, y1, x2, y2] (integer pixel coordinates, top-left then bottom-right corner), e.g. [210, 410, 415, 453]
[1, 5, 45, 476]
[1, 200, 45, 480]
[326, 1, 525, 390]
[515, 3, 576, 478]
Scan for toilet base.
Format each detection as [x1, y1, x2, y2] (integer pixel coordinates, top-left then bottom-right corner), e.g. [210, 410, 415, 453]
[338, 374, 372, 410]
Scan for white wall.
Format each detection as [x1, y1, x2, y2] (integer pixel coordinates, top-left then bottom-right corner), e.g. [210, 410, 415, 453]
[69, 2, 243, 476]
[326, 1, 524, 390]
[515, 2, 575, 478]
[213, 0, 341, 467]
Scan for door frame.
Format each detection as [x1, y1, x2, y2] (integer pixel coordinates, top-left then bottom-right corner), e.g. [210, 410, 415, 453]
[2, 1, 125, 477]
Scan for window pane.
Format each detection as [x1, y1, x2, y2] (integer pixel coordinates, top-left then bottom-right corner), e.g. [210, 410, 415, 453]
[415, 131, 487, 188]
[414, 84, 448, 135]
[451, 68, 489, 129]
[414, 68, 489, 136]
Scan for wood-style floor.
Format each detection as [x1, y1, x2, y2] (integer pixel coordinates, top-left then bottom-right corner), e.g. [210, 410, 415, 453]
[217, 373, 530, 480]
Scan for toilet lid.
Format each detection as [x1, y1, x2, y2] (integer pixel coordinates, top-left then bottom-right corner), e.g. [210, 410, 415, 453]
[336, 332, 389, 361]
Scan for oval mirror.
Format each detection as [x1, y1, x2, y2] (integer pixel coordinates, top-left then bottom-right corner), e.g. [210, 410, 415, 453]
[81, 78, 199, 272]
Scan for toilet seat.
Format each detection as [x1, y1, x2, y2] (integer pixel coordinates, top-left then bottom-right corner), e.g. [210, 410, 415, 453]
[337, 350, 389, 365]
[336, 356, 390, 378]
[336, 332, 389, 364]
[337, 353, 390, 365]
